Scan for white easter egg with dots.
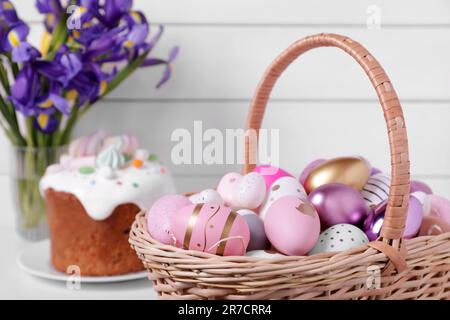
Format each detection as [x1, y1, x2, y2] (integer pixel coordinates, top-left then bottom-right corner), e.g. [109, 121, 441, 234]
[309, 224, 369, 255]
[232, 172, 266, 209]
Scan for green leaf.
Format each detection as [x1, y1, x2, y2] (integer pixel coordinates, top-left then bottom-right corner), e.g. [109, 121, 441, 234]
[46, 15, 69, 60]
[104, 49, 151, 95]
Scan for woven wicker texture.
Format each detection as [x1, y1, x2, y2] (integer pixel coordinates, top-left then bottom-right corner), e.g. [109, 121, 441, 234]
[129, 33, 450, 299]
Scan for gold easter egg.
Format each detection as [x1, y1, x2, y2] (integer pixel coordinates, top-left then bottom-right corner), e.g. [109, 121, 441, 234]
[304, 156, 370, 193]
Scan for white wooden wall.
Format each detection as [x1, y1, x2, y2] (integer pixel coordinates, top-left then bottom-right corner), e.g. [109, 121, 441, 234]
[2, 0, 450, 228]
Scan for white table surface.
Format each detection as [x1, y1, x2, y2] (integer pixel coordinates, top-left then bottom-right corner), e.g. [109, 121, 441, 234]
[0, 227, 157, 300]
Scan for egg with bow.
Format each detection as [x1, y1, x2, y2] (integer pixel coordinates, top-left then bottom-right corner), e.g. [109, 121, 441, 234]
[264, 196, 320, 256]
[171, 203, 250, 256]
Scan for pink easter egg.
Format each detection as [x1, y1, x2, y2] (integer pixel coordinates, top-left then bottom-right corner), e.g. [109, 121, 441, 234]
[259, 176, 307, 220]
[253, 165, 293, 189]
[171, 203, 250, 256]
[217, 172, 242, 206]
[233, 172, 266, 209]
[264, 196, 320, 256]
[146, 195, 191, 244]
[410, 180, 433, 195]
[426, 194, 450, 225]
[299, 159, 326, 186]
[189, 189, 224, 205]
[68, 156, 96, 170]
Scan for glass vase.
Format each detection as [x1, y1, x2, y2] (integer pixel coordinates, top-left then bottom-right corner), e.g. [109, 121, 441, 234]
[10, 146, 66, 241]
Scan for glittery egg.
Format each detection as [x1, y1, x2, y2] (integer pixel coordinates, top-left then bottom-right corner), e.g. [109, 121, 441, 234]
[246, 250, 285, 259]
[363, 194, 424, 240]
[171, 203, 250, 256]
[217, 172, 242, 206]
[309, 224, 369, 255]
[264, 196, 320, 256]
[308, 183, 369, 229]
[237, 209, 269, 250]
[189, 189, 224, 205]
[259, 176, 307, 220]
[232, 172, 266, 209]
[253, 165, 293, 189]
[361, 173, 391, 208]
[146, 195, 191, 244]
[304, 156, 371, 193]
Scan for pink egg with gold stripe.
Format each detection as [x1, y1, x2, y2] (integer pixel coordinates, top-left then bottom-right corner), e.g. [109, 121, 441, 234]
[171, 203, 250, 256]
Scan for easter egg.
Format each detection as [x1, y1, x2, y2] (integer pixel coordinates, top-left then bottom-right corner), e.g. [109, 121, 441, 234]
[171, 203, 250, 256]
[363, 194, 424, 240]
[146, 195, 191, 244]
[425, 194, 450, 225]
[253, 165, 292, 189]
[304, 156, 370, 193]
[246, 250, 285, 259]
[299, 159, 326, 186]
[309, 224, 369, 255]
[264, 196, 320, 256]
[237, 209, 269, 250]
[308, 183, 369, 229]
[370, 167, 382, 176]
[361, 173, 391, 208]
[189, 189, 224, 205]
[259, 176, 307, 220]
[217, 172, 242, 206]
[410, 180, 433, 195]
[233, 172, 266, 209]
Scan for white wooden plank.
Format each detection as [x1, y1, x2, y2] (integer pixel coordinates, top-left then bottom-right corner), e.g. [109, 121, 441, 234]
[23, 25, 450, 101]
[13, 0, 450, 25]
[70, 101, 450, 177]
[1, 101, 449, 176]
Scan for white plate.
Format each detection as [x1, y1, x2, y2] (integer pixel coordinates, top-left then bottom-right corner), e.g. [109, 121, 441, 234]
[17, 240, 147, 283]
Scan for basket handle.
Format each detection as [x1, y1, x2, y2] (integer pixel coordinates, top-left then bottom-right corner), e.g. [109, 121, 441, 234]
[244, 33, 410, 246]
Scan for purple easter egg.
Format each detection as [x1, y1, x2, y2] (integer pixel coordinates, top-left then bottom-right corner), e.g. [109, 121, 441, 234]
[370, 167, 382, 176]
[307, 183, 369, 229]
[363, 195, 424, 240]
[410, 180, 433, 195]
[299, 159, 326, 186]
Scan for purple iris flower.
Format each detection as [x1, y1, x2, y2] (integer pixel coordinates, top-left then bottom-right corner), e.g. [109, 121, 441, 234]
[123, 24, 148, 49]
[103, 0, 132, 27]
[144, 46, 179, 89]
[9, 64, 40, 116]
[0, 0, 19, 23]
[33, 112, 59, 133]
[35, 0, 63, 32]
[3, 22, 41, 62]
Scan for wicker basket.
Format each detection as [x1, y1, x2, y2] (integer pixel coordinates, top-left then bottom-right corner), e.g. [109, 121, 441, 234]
[129, 33, 450, 300]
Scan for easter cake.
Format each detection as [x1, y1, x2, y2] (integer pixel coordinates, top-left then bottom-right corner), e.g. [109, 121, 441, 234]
[40, 132, 175, 276]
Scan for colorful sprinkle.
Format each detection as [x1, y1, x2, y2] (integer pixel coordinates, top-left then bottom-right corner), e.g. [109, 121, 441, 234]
[116, 181, 123, 186]
[160, 167, 166, 174]
[79, 166, 95, 175]
[132, 159, 143, 168]
[132, 182, 139, 188]
[148, 154, 158, 161]
[90, 180, 96, 186]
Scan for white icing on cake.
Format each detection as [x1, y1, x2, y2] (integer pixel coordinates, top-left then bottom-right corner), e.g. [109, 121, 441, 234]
[40, 161, 175, 220]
